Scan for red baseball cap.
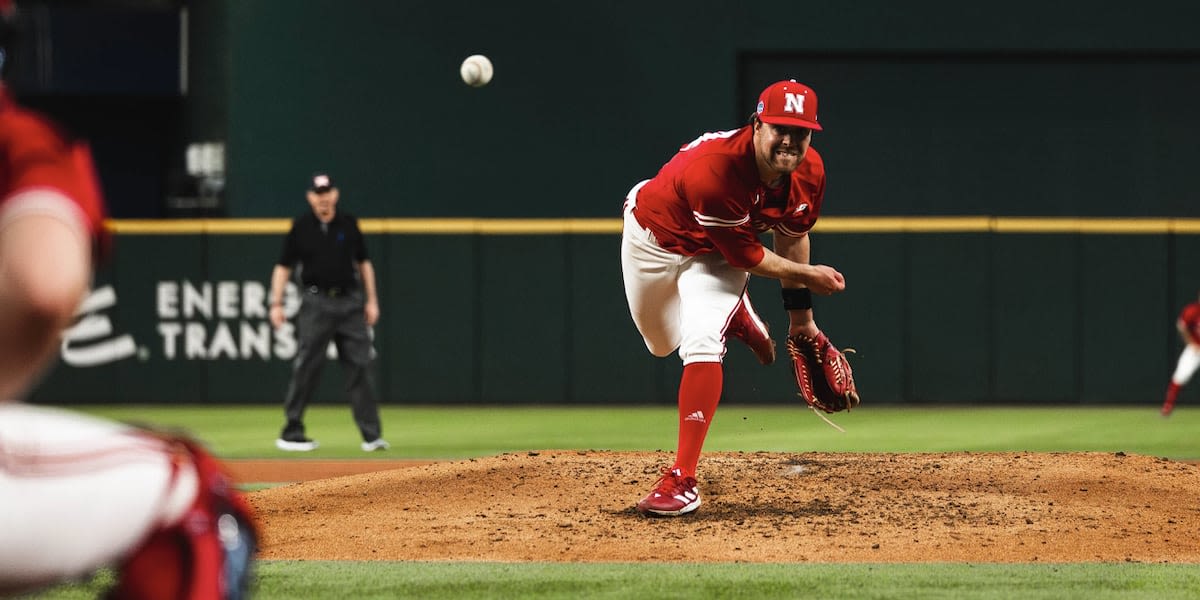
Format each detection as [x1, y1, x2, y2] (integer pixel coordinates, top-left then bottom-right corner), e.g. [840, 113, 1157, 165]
[755, 80, 822, 131]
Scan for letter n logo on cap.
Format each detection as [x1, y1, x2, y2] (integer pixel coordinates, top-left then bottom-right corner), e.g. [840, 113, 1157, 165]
[784, 93, 806, 115]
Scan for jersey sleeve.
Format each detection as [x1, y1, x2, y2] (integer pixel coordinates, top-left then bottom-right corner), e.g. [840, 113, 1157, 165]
[1183, 304, 1200, 344]
[682, 156, 765, 269]
[775, 161, 826, 238]
[2, 109, 108, 249]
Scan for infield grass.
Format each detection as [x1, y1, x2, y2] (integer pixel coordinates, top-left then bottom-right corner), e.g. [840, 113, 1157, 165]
[68, 404, 1200, 460]
[28, 562, 1200, 599]
[27, 404, 1199, 599]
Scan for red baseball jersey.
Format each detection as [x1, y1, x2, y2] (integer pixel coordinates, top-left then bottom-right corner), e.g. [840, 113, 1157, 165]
[0, 88, 106, 238]
[1180, 302, 1200, 345]
[631, 125, 825, 269]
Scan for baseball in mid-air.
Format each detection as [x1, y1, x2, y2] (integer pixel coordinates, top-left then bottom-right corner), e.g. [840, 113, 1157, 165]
[460, 54, 494, 87]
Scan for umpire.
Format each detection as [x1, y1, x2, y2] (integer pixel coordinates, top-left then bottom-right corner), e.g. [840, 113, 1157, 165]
[268, 172, 388, 452]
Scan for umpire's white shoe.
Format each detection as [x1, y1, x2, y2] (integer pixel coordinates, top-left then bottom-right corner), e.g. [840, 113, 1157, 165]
[361, 438, 390, 452]
[275, 437, 318, 452]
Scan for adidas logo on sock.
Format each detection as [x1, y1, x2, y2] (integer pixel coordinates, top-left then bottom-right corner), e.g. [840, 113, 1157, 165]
[684, 410, 706, 423]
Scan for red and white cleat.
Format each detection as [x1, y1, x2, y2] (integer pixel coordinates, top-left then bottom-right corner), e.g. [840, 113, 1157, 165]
[636, 467, 701, 517]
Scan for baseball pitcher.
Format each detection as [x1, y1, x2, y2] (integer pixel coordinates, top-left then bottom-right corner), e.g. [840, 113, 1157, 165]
[621, 79, 859, 517]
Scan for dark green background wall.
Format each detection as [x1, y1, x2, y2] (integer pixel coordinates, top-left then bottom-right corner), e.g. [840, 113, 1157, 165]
[207, 0, 1200, 219]
[30, 226, 1200, 407]
[28, 0, 1200, 407]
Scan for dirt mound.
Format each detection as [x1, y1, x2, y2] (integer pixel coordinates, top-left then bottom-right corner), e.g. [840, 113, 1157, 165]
[226, 459, 434, 483]
[247, 450, 1200, 563]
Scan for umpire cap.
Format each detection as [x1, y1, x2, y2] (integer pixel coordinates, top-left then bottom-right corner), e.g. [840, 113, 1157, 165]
[310, 173, 334, 193]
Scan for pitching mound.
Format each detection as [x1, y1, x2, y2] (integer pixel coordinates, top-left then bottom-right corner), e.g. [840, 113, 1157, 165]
[247, 450, 1200, 563]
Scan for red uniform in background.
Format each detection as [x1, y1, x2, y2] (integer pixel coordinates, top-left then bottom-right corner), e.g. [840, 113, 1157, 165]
[1162, 297, 1200, 416]
[1179, 303, 1200, 346]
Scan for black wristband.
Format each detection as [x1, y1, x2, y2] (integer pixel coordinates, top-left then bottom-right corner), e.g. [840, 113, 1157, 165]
[781, 287, 812, 310]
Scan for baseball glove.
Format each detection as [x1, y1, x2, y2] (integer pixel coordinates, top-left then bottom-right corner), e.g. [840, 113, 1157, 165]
[786, 331, 860, 413]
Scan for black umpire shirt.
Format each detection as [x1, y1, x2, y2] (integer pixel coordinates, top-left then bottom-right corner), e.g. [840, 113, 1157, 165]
[277, 211, 369, 291]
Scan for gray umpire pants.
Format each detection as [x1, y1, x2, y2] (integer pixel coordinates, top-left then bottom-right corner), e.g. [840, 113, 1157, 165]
[281, 289, 382, 442]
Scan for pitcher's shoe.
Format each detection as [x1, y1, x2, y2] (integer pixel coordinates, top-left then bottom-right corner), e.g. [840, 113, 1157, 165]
[361, 438, 390, 452]
[636, 467, 701, 517]
[726, 296, 775, 365]
[275, 436, 318, 451]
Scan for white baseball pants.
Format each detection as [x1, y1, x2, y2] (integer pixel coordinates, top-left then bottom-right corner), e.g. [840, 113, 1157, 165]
[621, 180, 747, 365]
[1172, 344, 1200, 385]
[0, 402, 198, 593]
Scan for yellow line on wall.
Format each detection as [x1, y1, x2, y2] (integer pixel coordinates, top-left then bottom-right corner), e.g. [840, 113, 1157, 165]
[104, 218, 622, 235]
[992, 217, 1173, 234]
[367, 218, 624, 234]
[814, 216, 992, 233]
[104, 217, 1200, 235]
[107, 219, 292, 234]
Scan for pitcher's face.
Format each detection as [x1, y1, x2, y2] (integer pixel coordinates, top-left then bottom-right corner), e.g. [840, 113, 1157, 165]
[753, 120, 811, 182]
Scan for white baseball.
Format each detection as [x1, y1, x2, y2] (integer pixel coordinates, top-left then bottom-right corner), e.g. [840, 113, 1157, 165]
[460, 54, 494, 87]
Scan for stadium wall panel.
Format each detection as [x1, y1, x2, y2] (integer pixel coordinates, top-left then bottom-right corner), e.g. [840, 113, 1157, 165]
[28, 222, 1200, 406]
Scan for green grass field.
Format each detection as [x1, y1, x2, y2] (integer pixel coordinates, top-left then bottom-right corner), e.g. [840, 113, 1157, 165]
[25, 404, 1200, 599]
[64, 403, 1200, 460]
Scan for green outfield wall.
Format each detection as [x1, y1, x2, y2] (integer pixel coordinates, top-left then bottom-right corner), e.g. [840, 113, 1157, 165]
[199, 0, 1200, 220]
[28, 218, 1200, 407]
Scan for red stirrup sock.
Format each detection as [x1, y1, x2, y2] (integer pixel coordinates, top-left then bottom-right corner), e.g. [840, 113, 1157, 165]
[673, 362, 723, 478]
[1163, 382, 1181, 414]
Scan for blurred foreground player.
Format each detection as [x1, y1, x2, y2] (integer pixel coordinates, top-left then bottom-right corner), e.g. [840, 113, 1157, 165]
[0, 2, 257, 597]
[1162, 290, 1200, 417]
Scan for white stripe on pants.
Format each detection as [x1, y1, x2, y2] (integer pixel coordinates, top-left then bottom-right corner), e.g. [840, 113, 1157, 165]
[0, 403, 198, 591]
